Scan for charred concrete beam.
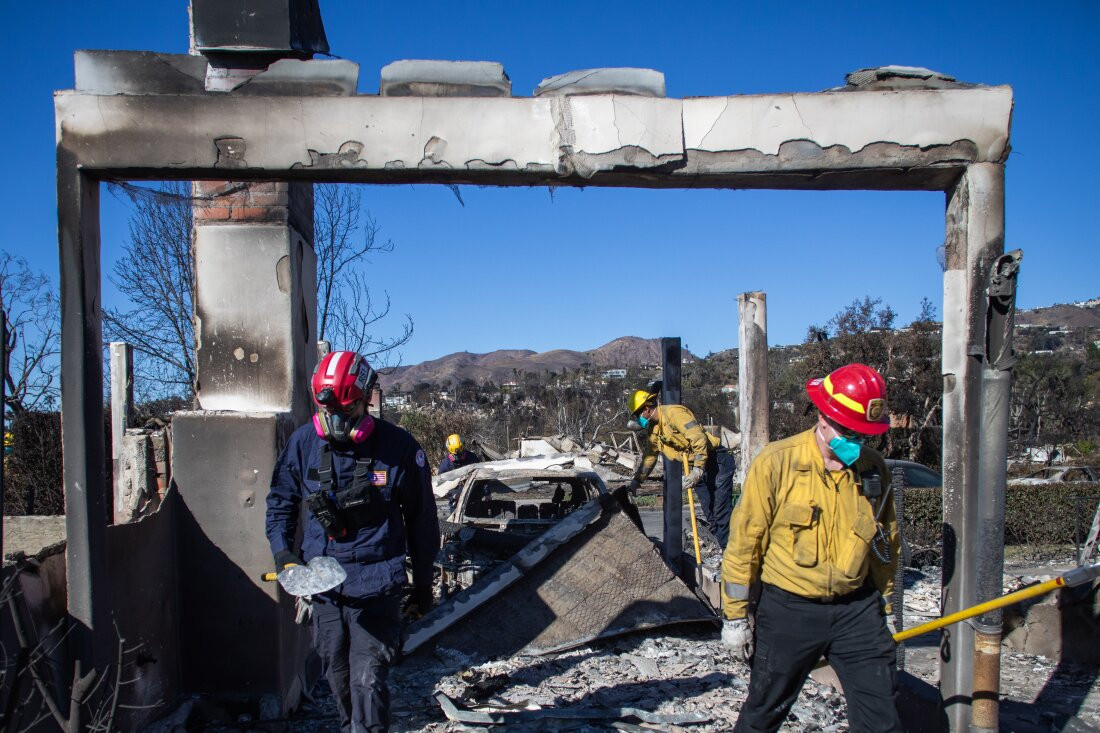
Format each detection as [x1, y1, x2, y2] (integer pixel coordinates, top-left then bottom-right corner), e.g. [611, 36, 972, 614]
[54, 84, 1012, 190]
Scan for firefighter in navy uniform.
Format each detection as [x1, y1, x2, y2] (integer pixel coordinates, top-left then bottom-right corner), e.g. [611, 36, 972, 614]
[266, 351, 440, 733]
[438, 433, 480, 474]
[721, 363, 902, 732]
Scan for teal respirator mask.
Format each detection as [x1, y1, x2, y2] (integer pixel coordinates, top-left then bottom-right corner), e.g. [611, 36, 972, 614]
[828, 434, 864, 466]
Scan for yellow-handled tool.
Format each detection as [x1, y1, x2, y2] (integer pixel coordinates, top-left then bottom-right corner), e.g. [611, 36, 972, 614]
[683, 457, 703, 565]
[893, 562, 1100, 643]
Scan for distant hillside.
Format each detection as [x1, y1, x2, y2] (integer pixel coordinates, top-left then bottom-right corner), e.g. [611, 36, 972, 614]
[380, 337, 691, 390]
[1015, 298, 1100, 329]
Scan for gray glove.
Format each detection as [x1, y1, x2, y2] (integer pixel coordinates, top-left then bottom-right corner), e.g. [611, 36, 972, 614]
[626, 479, 641, 496]
[683, 466, 704, 490]
[721, 618, 753, 662]
[294, 595, 313, 625]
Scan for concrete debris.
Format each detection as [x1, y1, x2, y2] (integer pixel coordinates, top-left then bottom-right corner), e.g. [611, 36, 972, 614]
[434, 690, 710, 726]
[386, 630, 848, 732]
[842, 65, 964, 91]
[381, 60, 511, 97]
[287, 554, 1100, 730]
[534, 67, 666, 97]
[116, 427, 169, 523]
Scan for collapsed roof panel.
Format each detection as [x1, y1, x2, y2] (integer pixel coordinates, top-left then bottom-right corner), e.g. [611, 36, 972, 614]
[405, 495, 715, 662]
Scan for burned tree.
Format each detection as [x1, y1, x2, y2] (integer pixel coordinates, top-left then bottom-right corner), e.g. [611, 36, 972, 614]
[104, 182, 413, 400]
[0, 252, 60, 415]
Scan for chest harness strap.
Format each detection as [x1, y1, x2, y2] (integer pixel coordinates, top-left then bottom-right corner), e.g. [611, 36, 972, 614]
[307, 443, 376, 541]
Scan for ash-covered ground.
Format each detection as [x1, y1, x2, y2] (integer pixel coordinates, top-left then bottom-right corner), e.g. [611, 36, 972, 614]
[286, 548, 1099, 732]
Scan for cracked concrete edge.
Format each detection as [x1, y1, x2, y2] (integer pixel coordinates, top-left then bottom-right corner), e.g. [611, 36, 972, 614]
[55, 86, 1012, 183]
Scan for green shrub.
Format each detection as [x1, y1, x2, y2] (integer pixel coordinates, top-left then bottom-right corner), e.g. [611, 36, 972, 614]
[900, 483, 1100, 549]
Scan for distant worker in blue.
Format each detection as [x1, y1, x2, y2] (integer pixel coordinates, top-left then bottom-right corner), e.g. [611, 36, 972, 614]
[266, 350, 440, 733]
[438, 433, 480, 474]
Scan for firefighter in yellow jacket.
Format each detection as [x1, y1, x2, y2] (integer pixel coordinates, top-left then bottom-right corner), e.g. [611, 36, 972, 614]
[721, 363, 901, 732]
[626, 388, 736, 546]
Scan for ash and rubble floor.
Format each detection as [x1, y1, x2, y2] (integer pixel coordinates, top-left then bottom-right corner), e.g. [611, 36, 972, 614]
[286, 550, 1100, 732]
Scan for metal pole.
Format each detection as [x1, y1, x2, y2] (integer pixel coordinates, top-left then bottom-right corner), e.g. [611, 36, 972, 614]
[972, 250, 1021, 733]
[661, 337, 682, 570]
[940, 163, 1005, 731]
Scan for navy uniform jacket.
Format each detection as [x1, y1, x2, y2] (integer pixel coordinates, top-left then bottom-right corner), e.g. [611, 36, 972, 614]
[438, 449, 479, 474]
[265, 418, 440, 599]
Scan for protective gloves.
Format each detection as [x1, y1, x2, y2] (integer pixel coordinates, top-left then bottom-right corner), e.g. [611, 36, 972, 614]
[626, 479, 641, 496]
[294, 596, 313, 625]
[683, 466, 704, 490]
[274, 550, 303, 572]
[721, 618, 753, 662]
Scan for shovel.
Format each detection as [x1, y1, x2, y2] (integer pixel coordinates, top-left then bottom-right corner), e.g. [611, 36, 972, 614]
[260, 556, 347, 596]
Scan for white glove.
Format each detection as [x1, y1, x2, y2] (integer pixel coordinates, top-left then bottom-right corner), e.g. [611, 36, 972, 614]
[721, 618, 753, 661]
[683, 466, 704, 490]
[295, 595, 313, 625]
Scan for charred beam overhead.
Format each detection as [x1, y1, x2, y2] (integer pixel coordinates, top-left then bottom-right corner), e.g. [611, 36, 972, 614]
[54, 84, 1012, 191]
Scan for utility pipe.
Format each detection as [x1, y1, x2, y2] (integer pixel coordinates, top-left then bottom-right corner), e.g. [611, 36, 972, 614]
[971, 250, 1022, 733]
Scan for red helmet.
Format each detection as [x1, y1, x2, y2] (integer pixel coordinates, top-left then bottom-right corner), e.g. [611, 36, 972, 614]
[806, 363, 889, 436]
[311, 351, 377, 409]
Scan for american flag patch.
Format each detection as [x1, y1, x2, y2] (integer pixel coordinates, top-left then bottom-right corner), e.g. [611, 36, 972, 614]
[371, 470, 388, 486]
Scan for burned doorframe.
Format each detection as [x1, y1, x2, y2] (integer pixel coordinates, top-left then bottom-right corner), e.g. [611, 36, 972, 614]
[55, 59, 1011, 730]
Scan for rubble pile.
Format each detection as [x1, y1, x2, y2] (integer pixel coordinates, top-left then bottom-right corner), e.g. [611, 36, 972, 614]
[381, 630, 852, 732]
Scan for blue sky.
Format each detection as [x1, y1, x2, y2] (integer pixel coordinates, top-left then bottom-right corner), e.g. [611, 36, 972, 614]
[3, 1, 1097, 366]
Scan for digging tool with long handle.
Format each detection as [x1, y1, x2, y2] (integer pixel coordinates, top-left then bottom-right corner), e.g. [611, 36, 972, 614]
[260, 555, 347, 597]
[892, 562, 1100, 643]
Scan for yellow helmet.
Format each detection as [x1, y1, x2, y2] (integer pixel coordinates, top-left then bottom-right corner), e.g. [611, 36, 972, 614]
[446, 434, 463, 454]
[628, 390, 658, 416]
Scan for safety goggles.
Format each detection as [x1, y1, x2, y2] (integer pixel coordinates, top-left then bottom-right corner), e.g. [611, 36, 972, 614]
[315, 387, 357, 415]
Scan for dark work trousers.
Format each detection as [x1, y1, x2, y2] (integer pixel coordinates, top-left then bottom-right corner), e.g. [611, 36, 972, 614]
[734, 583, 902, 733]
[311, 592, 402, 733]
[694, 447, 736, 548]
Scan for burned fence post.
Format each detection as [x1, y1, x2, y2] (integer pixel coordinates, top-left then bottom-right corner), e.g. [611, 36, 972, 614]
[661, 337, 682, 570]
[109, 341, 133, 524]
[737, 292, 768, 483]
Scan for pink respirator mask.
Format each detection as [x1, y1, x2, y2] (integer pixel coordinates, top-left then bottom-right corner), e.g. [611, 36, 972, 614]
[313, 410, 375, 443]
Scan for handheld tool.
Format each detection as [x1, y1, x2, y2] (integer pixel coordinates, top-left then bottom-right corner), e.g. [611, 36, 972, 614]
[260, 555, 347, 597]
[893, 562, 1100, 643]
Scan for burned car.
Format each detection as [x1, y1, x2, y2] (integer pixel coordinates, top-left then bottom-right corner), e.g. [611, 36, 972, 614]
[437, 467, 608, 596]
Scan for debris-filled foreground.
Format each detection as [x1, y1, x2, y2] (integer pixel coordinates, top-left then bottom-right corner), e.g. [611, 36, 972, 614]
[282, 563, 1100, 732]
